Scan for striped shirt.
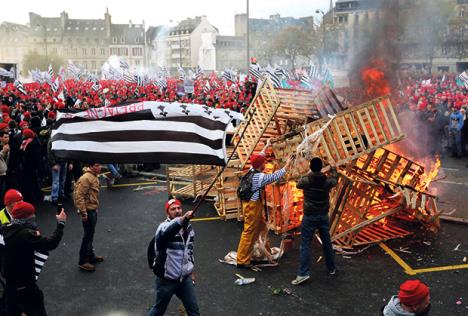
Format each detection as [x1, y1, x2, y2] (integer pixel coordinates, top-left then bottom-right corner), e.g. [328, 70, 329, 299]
[249, 167, 286, 201]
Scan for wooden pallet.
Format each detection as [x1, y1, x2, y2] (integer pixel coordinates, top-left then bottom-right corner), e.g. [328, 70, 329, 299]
[214, 157, 242, 220]
[348, 147, 425, 189]
[166, 165, 217, 199]
[271, 95, 404, 178]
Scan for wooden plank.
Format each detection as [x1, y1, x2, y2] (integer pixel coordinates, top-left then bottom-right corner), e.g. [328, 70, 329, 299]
[370, 103, 388, 143]
[377, 99, 395, 138]
[355, 111, 374, 148]
[364, 108, 380, 145]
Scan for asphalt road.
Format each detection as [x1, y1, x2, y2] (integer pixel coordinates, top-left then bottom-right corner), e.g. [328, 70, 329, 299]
[25, 166, 468, 316]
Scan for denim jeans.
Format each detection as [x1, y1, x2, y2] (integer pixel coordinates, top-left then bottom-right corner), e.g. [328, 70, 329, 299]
[449, 129, 462, 156]
[147, 275, 200, 316]
[298, 213, 336, 277]
[79, 210, 97, 265]
[107, 164, 121, 178]
[51, 162, 67, 202]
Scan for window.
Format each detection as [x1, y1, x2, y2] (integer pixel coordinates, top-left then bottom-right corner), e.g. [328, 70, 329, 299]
[52, 47, 58, 54]
[91, 48, 96, 55]
[75, 27, 79, 30]
[100, 48, 105, 55]
[132, 47, 143, 56]
[120, 37, 125, 43]
[73, 48, 77, 56]
[135, 60, 140, 66]
[112, 37, 117, 43]
[135, 37, 139, 43]
[82, 48, 87, 55]
[63, 48, 69, 56]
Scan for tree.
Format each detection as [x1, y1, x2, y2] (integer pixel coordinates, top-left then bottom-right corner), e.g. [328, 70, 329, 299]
[271, 25, 315, 69]
[22, 51, 64, 73]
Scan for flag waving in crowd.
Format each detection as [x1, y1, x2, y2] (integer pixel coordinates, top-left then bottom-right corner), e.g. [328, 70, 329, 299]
[51, 101, 244, 166]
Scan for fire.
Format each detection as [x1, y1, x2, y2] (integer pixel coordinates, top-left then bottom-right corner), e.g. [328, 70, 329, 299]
[361, 59, 391, 98]
[415, 156, 441, 192]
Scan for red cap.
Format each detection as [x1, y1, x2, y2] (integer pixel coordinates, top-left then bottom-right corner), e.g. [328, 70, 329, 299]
[165, 198, 182, 211]
[11, 201, 35, 219]
[0, 122, 8, 131]
[23, 111, 31, 119]
[22, 128, 36, 139]
[47, 111, 56, 120]
[398, 280, 430, 306]
[19, 121, 29, 128]
[4, 189, 23, 206]
[250, 154, 266, 169]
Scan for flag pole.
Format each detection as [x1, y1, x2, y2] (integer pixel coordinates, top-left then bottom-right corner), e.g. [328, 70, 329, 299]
[191, 106, 258, 214]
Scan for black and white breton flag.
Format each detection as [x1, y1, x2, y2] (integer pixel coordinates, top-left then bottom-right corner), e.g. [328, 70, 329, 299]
[195, 65, 203, 80]
[51, 101, 244, 166]
[459, 70, 468, 88]
[265, 66, 281, 88]
[249, 63, 261, 80]
[34, 251, 49, 280]
[14, 80, 27, 95]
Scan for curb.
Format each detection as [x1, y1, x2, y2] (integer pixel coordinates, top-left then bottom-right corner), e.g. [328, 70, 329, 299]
[128, 170, 167, 181]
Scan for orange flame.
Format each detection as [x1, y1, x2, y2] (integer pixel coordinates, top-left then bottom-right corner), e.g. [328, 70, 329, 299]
[416, 156, 441, 192]
[361, 60, 391, 98]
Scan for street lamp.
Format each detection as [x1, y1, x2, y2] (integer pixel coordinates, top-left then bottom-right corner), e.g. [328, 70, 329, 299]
[315, 10, 326, 70]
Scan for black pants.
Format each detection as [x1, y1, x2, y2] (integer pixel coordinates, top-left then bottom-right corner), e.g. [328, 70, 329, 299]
[79, 210, 98, 265]
[6, 283, 47, 316]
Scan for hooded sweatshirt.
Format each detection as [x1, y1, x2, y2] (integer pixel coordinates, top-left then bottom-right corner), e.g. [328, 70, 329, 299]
[382, 296, 415, 316]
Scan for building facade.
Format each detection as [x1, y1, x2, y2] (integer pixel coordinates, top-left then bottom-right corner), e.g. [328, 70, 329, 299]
[0, 9, 146, 76]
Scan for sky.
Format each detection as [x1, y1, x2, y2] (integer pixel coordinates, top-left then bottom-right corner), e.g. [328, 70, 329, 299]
[0, 0, 332, 35]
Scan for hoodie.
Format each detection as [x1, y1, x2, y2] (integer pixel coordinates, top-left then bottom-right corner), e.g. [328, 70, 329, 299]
[382, 296, 415, 316]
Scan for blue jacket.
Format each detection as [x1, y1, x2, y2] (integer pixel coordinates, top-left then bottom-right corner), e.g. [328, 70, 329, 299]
[153, 217, 194, 281]
[449, 111, 464, 131]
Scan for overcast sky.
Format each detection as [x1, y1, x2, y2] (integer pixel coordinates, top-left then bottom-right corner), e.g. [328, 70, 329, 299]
[0, 0, 332, 35]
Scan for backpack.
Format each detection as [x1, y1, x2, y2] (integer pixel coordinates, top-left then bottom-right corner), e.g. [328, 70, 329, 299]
[147, 236, 157, 275]
[237, 169, 260, 201]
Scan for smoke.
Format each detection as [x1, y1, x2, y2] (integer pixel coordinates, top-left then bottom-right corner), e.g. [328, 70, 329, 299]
[347, 1, 402, 99]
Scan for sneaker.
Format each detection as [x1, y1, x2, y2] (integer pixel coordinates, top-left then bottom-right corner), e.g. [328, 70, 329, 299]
[79, 263, 96, 271]
[92, 255, 104, 263]
[291, 275, 310, 285]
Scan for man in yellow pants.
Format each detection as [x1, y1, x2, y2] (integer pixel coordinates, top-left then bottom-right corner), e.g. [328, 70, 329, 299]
[236, 153, 292, 268]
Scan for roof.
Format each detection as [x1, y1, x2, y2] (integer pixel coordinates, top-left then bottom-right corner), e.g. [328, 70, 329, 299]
[110, 24, 145, 43]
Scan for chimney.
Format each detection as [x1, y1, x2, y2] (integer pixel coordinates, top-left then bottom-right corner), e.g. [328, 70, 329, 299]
[60, 11, 68, 30]
[104, 8, 111, 37]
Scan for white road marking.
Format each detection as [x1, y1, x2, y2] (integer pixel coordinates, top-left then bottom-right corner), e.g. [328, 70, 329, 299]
[438, 180, 468, 186]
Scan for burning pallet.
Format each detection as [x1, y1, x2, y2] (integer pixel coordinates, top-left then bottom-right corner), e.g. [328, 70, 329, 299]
[202, 78, 440, 247]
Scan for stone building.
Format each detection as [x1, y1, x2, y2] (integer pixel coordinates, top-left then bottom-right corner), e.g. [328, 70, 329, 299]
[0, 9, 146, 75]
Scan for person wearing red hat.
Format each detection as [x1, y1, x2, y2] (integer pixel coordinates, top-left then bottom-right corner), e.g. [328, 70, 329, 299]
[0, 129, 10, 203]
[3, 201, 67, 316]
[381, 279, 431, 316]
[236, 144, 293, 268]
[0, 189, 23, 225]
[18, 127, 41, 203]
[74, 163, 104, 271]
[147, 198, 198, 316]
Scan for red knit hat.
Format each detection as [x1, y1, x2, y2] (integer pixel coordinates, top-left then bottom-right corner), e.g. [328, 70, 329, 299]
[11, 201, 35, 219]
[19, 121, 29, 128]
[165, 198, 182, 211]
[4, 189, 23, 206]
[398, 280, 430, 306]
[23, 111, 31, 119]
[250, 154, 266, 169]
[22, 128, 35, 139]
[0, 122, 8, 131]
[47, 111, 56, 120]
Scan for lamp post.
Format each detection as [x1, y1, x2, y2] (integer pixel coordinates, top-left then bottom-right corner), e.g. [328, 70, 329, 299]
[315, 9, 326, 71]
[246, 0, 250, 73]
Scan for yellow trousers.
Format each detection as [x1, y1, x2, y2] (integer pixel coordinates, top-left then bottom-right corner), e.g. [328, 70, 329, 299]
[236, 200, 268, 265]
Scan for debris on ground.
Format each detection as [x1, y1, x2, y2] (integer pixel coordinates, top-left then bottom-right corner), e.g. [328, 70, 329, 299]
[454, 244, 461, 251]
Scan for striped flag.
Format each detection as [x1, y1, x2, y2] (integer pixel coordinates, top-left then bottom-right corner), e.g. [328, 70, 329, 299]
[249, 63, 261, 80]
[153, 78, 167, 90]
[14, 80, 27, 95]
[68, 60, 81, 79]
[195, 65, 203, 80]
[51, 101, 244, 166]
[48, 64, 55, 81]
[265, 66, 281, 88]
[203, 81, 211, 94]
[135, 75, 145, 87]
[309, 63, 320, 79]
[34, 251, 49, 280]
[120, 59, 129, 70]
[222, 69, 235, 83]
[458, 70, 468, 88]
[300, 73, 312, 89]
[123, 72, 136, 84]
[51, 77, 60, 93]
[91, 80, 100, 92]
[178, 67, 186, 80]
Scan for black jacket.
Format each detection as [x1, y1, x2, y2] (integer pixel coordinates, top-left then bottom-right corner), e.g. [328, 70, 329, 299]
[297, 168, 339, 215]
[3, 222, 64, 287]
